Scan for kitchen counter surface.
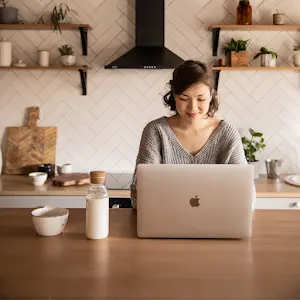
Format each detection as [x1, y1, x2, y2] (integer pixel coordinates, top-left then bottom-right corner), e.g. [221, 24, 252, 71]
[0, 174, 130, 197]
[1, 208, 300, 299]
[0, 174, 300, 198]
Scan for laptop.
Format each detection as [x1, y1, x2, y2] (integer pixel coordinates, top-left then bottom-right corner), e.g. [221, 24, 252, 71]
[136, 164, 254, 239]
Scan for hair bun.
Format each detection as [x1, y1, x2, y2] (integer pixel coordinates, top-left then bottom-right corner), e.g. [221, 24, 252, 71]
[198, 62, 207, 72]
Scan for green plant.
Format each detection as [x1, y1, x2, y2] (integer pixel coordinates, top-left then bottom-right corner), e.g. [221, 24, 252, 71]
[58, 44, 74, 56]
[0, 0, 8, 7]
[223, 38, 249, 53]
[293, 45, 300, 51]
[254, 47, 277, 59]
[51, 3, 78, 34]
[242, 128, 266, 162]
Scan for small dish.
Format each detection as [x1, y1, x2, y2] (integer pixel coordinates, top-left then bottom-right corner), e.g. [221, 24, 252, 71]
[29, 172, 48, 186]
[284, 174, 300, 187]
[13, 60, 27, 67]
[31, 205, 69, 236]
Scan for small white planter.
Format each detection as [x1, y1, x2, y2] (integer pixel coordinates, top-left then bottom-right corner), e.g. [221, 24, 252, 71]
[289, 53, 300, 67]
[61, 55, 76, 66]
[261, 54, 276, 67]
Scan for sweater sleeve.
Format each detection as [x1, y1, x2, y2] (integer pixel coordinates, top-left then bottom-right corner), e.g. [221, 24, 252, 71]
[130, 121, 162, 209]
[226, 126, 257, 212]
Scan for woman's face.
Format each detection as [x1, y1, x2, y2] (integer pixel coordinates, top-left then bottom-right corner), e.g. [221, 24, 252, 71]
[174, 82, 212, 122]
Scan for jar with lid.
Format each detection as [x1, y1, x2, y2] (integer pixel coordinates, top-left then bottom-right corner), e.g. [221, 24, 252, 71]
[86, 171, 109, 239]
[236, 0, 252, 25]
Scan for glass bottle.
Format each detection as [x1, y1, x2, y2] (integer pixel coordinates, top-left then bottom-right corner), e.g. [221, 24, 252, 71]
[237, 0, 252, 25]
[86, 171, 109, 239]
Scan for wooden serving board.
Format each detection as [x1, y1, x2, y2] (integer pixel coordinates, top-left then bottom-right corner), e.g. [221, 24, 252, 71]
[52, 173, 90, 187]
[4, 107, 57, 174]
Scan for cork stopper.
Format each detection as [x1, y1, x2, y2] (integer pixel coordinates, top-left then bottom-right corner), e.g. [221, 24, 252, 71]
[90, 171, 106, 184]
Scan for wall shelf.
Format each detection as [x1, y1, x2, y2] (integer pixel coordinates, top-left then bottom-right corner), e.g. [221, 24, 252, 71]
[210, 24, 300, 30]
[0, 24, 91, 55]
[212, 66, 300, 91]
[209, 24, 300, 56]
[212, 66, 300, 71]
[0, 24, 92, 95]
[0, 65, 90, 95]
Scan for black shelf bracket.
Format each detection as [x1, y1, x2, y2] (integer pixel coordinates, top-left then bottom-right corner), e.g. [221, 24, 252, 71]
[212, 28, 220, 56]
[79, 27, 88, 56]
[213, 70, 221, 92]
[79, 69, 87, 96]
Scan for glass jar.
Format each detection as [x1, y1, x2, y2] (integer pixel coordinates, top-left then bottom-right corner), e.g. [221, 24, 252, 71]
[86, 171, 109, 239]
[237, 0, 252, 25]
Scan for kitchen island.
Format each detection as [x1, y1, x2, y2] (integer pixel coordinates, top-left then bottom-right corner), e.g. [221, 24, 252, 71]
[1, 208, 300, 299]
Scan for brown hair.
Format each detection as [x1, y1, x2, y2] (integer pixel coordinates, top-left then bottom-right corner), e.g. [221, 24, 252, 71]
[163, 60, 219, 117]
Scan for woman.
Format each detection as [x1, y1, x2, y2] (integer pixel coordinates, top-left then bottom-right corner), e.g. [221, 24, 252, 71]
[130, 60, 255, 209]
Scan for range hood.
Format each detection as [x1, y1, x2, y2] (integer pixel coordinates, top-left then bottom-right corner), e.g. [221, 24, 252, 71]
[104, 0, 184, 69]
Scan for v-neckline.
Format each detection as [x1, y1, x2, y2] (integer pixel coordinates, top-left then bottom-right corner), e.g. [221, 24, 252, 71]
[163, 116, 225, 159]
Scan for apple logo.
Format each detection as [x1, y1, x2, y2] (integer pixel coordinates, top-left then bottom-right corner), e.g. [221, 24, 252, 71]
[189, 195, 200, 207]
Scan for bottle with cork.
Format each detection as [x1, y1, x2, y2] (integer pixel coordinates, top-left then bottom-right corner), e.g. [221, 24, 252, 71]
[86, 171, 109, 239]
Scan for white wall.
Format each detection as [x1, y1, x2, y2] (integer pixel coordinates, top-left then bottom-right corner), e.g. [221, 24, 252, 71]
[0, 0, 300, 188]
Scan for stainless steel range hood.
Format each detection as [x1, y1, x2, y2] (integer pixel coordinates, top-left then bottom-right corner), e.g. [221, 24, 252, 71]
[104, 0, 184, 69]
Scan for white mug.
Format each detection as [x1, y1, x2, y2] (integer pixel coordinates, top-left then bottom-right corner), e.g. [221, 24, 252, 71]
[289, 54, 300, 67]
[57, 163, 72, 175]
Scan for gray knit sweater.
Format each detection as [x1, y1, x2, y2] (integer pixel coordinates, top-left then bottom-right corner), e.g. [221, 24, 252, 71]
[130, 116, 256, 209]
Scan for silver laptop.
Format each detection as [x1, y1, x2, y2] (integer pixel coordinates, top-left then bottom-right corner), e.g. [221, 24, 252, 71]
[136, 164, 254, 239]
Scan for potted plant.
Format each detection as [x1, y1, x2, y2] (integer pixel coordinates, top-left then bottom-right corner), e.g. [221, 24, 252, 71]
[290, 45, 300, 67]
[0, 0, 18, 24]
[223, 38, 249, 67]
[242, 128, 266, 179]
[51, 3, 79, 34]
[253, 47, 277, 67]
[58, 44, 76, 66]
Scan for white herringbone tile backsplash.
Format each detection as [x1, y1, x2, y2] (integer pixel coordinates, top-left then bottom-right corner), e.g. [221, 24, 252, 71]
[0, 0, 300, 188]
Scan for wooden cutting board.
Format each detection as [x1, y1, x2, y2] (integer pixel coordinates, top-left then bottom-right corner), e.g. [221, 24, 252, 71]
[4, 107, 57, 175]
[52, 173, 90, 186]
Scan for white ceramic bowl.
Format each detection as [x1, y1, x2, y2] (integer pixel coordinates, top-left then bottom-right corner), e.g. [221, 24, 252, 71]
[31, 206, 69, 236]
[29, 172, 48, 186]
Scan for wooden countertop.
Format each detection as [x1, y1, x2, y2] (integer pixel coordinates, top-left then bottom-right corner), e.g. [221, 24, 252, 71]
[1, 208, 300, 299]
[0, 174, 130, 197]
[0, 174, 300, 198]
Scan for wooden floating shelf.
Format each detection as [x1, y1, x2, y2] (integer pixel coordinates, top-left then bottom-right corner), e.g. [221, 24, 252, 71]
[0, 24, 91, 56]
[212, 66, 300, 71]
[0, 24, 91, 30]
[210, 24, 300, 57]
[0, 65, 90, 95]
[210, 24, 300, 30]
[0, 65, 90, 70]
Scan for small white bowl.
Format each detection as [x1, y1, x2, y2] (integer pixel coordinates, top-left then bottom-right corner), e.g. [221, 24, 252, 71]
[31, 206, 69, 236]
[29, 172, 48, 186]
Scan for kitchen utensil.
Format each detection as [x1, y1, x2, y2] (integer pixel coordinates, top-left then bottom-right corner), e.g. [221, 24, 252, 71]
[265, 158, 283, 179]
[52, 173, 90, 186]
[4, 107, 57, 174]
[38, 164, 55, 177]
[31, 205, 69, 236]
[57, 163, 72, 174]
[29, 172, 48, 186]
